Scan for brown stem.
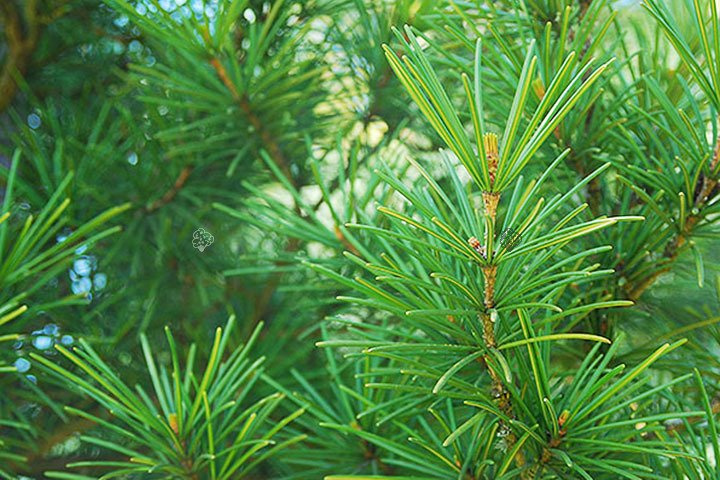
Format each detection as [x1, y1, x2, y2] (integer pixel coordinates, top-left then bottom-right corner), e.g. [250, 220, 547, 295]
[482, 192, 500, 222]
[146, 166, 193, 213]
[209, 52, 366, 326]
[209, 57, 294, 184]
[628, 123, 720, 300]
[208, 55, 304, 326]
[476, 188, 527, 470]
[481, 265, 497, 312]
[695, 126, 720, 205]
[479, 313, 527, 471]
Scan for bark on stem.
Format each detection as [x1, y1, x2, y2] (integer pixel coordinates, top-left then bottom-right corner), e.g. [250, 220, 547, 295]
[209, 57, 294, 184]
[208, 55, 302, 325]
[482, 192, 500, 222]
[477, 184, 527, 469]
[146, 166, 193, 213]
[628, 119, 720, 300]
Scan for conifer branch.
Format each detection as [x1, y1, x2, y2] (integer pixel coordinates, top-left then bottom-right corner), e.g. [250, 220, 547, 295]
[145, 165, 193, 213]
[628, 118, 720, 300]
[208, 57, 294, 185]
[695, 122, 720, 206]
[208, 54, 305, 327]
[477, 135, 526, 471]
[6, 2, 720, 478]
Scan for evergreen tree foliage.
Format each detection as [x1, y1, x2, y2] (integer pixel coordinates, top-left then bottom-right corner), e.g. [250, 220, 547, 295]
[2, 0, 720, 478]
